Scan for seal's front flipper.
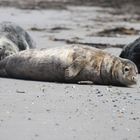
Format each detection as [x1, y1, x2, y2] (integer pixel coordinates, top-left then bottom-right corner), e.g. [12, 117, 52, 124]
[78, 81, 93, 84]
[65, 57, 86, 80]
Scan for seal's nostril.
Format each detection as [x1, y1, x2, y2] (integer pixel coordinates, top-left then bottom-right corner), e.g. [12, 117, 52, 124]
[132, 76, 137, 81]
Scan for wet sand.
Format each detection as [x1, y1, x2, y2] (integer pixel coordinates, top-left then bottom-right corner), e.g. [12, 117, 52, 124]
[0, 6, 140, 140]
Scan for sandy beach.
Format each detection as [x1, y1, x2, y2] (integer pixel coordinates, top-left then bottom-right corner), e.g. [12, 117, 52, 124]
[0, 4, 140, 140]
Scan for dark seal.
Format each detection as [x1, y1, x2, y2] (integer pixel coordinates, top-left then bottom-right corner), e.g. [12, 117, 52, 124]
[120, 37, 140, 73]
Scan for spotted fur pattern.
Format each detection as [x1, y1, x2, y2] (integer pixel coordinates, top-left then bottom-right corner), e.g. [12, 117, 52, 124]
[0, 45, 138, 86]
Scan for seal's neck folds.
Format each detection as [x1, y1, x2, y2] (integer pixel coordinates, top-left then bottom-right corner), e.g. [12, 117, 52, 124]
[100, 55, 122, 85]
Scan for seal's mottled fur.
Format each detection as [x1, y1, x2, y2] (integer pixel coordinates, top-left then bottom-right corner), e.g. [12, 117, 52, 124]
[0, 45, 138, 86]
[0, 22, 36, 60]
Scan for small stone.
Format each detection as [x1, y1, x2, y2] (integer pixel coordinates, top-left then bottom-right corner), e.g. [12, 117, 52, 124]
[72, 85, 76, 89]
[132, 117, 139, 120]
[123, 97, 127, 100]
[46, 109, 51, 112]
[35, 134, 39, 137]
[28, 117, 31, 120]
[112, 126, 117, 131]
[88, 99, 92, 102]
[42, 89, 45, 92]
[16, 90, 25, 93]
[55, 123, 59, 126]
[97, 94, 103, 97]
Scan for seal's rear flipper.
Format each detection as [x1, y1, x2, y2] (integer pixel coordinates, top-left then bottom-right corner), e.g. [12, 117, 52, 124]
[65, 56, 86, 80]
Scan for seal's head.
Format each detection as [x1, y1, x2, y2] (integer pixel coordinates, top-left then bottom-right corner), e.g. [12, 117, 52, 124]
[114, 58, 138, 86]
[0, 37, 19, 60]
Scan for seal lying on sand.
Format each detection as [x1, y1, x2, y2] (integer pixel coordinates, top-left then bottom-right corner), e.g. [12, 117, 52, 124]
[0, 22, 36, 60]
[0, 45, 138, 86]
[120, 37, 140, 73]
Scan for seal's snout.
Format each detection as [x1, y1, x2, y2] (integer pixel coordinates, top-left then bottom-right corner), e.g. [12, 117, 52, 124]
[132, 76, 137, 83]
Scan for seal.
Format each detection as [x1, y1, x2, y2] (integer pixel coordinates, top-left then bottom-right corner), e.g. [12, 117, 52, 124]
[0, 21, 36, 60]
[120, 37, 140, 73]
[0, 45, 138, 86]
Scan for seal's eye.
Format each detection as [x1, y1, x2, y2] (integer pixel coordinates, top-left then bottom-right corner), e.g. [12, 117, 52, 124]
[124, 66, 130, 72]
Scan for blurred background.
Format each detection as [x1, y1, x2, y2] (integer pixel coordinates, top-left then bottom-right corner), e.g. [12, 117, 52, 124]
[0, 0, 139, 52]
[0, 0, 140, 12]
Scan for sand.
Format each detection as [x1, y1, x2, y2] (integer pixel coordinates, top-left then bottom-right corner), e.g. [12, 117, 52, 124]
[0, 5, 140, 140]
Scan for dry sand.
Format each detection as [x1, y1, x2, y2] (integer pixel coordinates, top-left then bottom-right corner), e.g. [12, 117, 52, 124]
[0, 5, 140, 140]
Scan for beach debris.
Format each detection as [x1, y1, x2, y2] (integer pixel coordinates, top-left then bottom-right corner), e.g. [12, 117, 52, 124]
[96, 27, 140, 37]
[29, 27, 46, 32]
[52, 37, 123, 49]
[16, 90, 26, 94]
[50, 27, 71, 31]
[29, 26, 70, 32]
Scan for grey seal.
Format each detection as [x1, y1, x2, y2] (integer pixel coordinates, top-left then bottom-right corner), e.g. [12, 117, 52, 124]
[0, 45, 138, 86]
[0, 21, 36, 60]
